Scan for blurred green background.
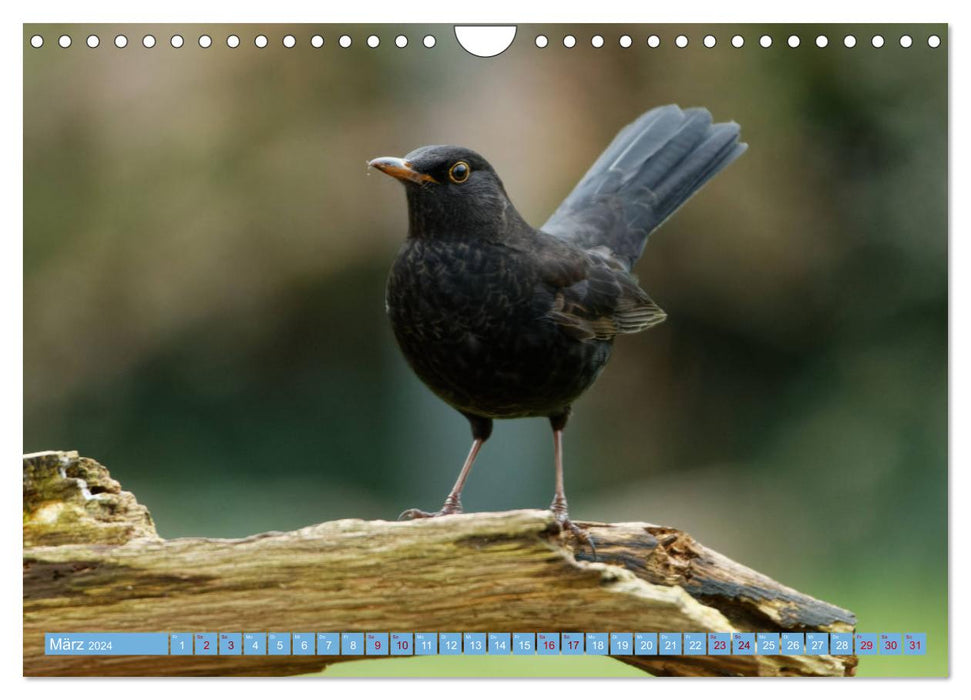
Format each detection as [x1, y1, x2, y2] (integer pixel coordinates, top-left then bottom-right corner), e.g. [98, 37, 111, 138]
[23, 23, 947, 677]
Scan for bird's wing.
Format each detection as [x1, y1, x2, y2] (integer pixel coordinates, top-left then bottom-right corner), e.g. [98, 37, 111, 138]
[533, 240, 666, 342]
[541, 105, 746, 270]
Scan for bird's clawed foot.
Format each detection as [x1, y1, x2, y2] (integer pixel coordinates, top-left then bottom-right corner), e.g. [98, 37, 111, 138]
[398, 497, 463, 521]
[550, 499, 598, 559]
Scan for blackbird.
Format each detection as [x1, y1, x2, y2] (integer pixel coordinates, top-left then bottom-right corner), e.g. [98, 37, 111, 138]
[369, 105, 746, 550]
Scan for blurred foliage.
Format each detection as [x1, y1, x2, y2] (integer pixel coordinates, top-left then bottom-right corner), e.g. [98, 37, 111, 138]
[24, 23, 947, 677]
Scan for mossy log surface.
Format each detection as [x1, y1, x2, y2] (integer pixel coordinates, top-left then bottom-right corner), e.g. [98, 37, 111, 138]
[23, 450, 857, 677]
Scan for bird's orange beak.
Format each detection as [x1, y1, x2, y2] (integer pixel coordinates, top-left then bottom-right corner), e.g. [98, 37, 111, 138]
[368, 157, 438, 184]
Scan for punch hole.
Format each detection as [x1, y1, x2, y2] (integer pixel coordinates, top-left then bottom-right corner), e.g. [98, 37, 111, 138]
[199, 35, 212, 49]
[30, 35, 43, 48]
[311, 35, 324, 48]
[86, 35, 99, 49]
[900, 35, 913, 48]
[367, 35, 380, 48]
[535, 35, 548, 48]
[787, 35, 800, 48]
[619, 35, 632, 48]
[563, 35, 576, 48]
[731, 35, 744, 48]
[454, 26, 515, 56]
[647, 35, 660, 48]
[227, 35, 240, 48]
[58, 35, 71, 48]
[844, 34, 857, 48]
[759, 35, 772, 48]
[871, 35, 884, 48]
[171, 34, 184, 48]
[143, 35, 156, 48]
[339, 35, 352, 48]
[394, 35, 407, 48]
[255, 35, 268, 48]
[115, 35, 128, 48]
[815, 35, 828, 48]
[928, 35, 941, 48]
[675, 35, 688, 48]
[283, 35, 296, 48]
[423, 35, 436, 48]
[703, 35, 716, 48]
[591, 35, 604, 48]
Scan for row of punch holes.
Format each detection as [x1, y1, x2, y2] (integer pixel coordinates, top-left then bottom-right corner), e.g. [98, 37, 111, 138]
[29, 32, 943, 51]
[29, 33, 434, 49]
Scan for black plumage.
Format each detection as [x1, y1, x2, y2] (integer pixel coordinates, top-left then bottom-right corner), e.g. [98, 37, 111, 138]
[369, 105, 746, 549]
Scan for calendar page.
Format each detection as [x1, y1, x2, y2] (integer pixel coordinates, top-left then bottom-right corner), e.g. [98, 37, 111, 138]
[23, 22, 947, 679]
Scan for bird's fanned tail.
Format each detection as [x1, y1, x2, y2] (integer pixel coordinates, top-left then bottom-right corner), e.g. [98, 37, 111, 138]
[542, 105, 747, 269]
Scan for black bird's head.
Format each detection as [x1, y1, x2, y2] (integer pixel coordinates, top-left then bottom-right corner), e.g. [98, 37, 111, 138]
[368, 145, 522, 241]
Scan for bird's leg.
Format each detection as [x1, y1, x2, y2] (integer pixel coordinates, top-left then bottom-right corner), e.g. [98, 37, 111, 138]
[548, 412, 597, 557]
[399, 438, 483, 519]
[399, 414, 492, 520]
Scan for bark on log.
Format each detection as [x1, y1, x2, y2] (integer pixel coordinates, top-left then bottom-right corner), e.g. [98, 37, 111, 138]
[23, 450, 857, 677]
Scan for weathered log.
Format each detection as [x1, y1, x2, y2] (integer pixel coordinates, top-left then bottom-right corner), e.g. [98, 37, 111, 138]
[23, 450, 856, 677]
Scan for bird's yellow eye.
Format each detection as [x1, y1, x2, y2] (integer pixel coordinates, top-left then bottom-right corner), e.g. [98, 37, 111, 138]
[449, 161, 471, 184]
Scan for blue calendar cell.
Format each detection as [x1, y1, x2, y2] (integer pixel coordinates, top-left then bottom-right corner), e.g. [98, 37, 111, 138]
[267, 633, 290, 656]
[390, 633, 413, 656]
[610, 633, 633, 655]
[586, 633, 609, 655]
[243, 633, 266, 655]
[659, 633, 682, 655]
[537, 633, 560, 655]
[316, 633, 339, 655]
[292, 633, 315, 655]
[829, 633, 852, 655]
[219, 633, 242, 655]
[195, 633, 217, 656]
[44, 633, 169, 656]
[904, 633, 926, 655]
[513, 633, 535, 655]
[780, 632, 804, 655]
[439, 633, 462, 655]
[855, 633, 878, 656]
[488, 633, 510, 654]
[561, 632, 585, 655]
[756, 632, 779, 654]
[413, 633, 437, 655]
[683, 633, 706, 655]
[635, 633, 657, 655]
[366, 633, 389, 655]
[341, 632, 364, 656]
[170, 633, 194, 655]
[464, 633, 486, 655]
[732, 633, 755, 655]
[880, 633, 902, 655]
[805, 633, 828, 655]
[708, 633, 731, 655]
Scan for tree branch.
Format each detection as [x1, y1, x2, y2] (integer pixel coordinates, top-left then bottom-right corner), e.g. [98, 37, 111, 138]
[23, 451, 856, 677]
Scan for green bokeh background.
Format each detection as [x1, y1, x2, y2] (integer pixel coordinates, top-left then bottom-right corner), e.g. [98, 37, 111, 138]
[24, 23, 948, 677]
